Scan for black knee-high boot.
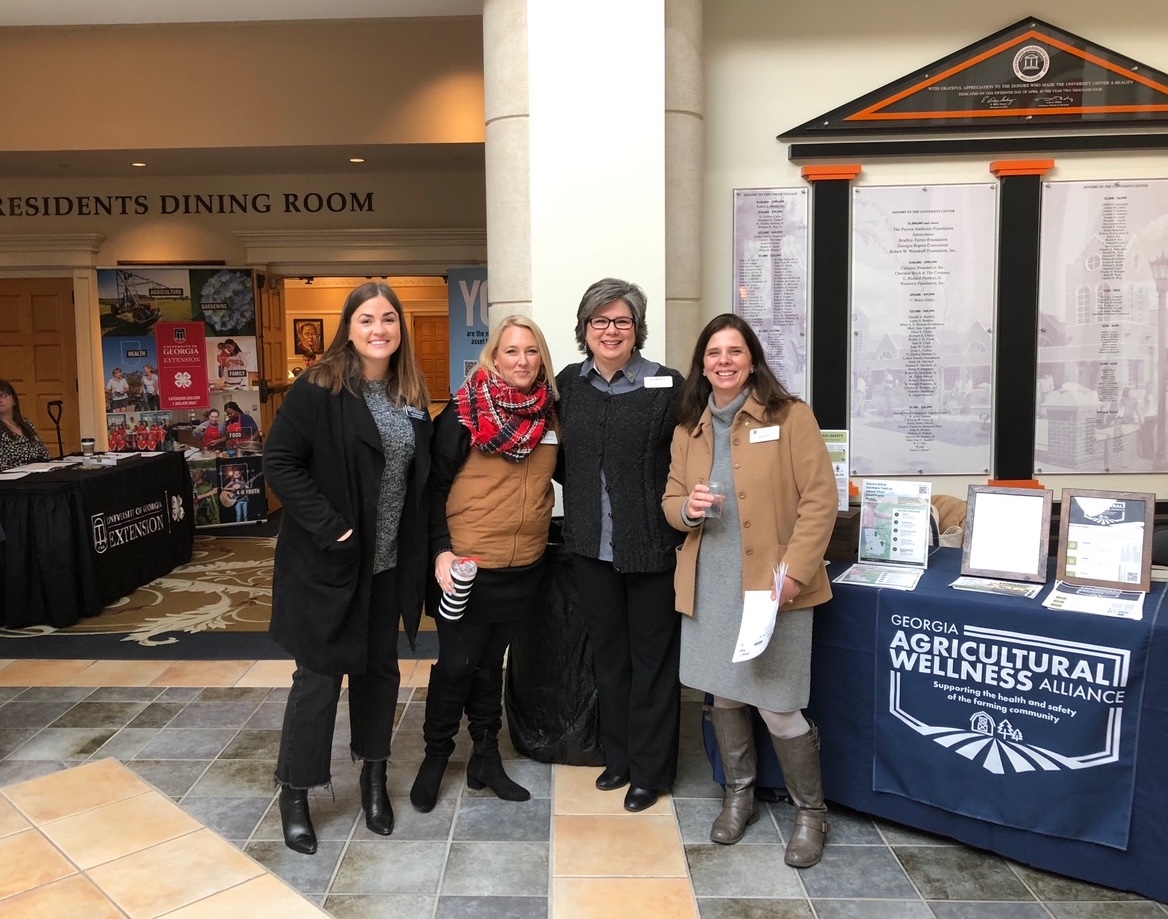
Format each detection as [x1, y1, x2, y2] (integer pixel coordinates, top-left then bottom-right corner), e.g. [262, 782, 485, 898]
[410, 666, 473, 812]
[464, 664, 529, 802]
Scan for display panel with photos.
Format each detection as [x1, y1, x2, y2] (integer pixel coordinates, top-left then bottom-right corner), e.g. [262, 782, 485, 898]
[960, 486, 1053, 584]
[1057, 489, 1155, 592]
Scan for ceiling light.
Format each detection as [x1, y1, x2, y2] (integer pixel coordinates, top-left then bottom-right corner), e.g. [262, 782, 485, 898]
[349, 157, 365, 164]
[131, 162, 147, 167]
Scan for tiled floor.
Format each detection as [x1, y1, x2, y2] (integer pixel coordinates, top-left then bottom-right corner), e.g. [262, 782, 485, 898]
[0, 658, 1165, 918]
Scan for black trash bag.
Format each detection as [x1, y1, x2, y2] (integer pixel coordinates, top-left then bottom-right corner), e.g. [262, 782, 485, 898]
[505, 529, 605, 765]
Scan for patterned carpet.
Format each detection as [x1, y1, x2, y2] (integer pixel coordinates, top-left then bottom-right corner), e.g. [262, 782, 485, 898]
[2, 535, 438, 660]
[1, 537, 284, 659]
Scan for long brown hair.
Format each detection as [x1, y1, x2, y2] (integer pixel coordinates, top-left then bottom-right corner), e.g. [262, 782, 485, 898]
[0, 379, 41, 441]
[305, 282, 430, 409]
[676, 313, 798, 431]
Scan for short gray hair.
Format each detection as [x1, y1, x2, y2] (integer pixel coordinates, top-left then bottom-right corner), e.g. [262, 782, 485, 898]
[574, 278, 649, 355]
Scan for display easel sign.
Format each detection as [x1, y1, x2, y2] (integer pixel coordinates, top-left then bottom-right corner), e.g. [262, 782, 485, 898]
[1057, 489, 1155, 593]
[960, 485, 1053, 584]
[834, 479, 932, 590]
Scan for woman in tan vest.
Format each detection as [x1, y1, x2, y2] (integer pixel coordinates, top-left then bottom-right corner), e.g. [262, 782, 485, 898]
[410, 315, 559, 812]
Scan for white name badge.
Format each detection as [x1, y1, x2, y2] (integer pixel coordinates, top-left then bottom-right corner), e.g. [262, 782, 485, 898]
[540, 430, 559, 444]
[644, 376, 674, 389]
[749, 425, 781, 443]
[405, 407, 428, 420]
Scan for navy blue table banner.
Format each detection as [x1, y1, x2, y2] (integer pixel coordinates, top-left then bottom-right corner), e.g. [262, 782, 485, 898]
[872, 571, 1150, 849]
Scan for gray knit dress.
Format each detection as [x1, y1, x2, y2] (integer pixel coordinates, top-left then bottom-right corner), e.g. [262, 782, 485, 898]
[678, 389, 814, 712]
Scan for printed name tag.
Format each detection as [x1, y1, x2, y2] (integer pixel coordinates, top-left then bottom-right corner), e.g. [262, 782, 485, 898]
[405, 407, 428, 420]
[540, 430, 559, 444]
[749, 425, 780, 443]
[644, 376, 674, 389]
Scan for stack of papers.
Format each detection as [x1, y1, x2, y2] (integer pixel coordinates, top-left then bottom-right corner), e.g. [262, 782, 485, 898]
[834, 564, 924, 590]
[1042, 581, 1146, 620]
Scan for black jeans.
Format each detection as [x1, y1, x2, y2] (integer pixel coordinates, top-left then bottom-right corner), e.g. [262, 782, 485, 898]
[573, 554, 681, 789]
[275, 568, 401, 789]
[423, 615, 516, 758]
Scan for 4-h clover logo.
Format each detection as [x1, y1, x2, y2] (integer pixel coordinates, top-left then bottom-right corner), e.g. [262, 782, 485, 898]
[174, 371, 192, 389]
[171, 495, 185, 522]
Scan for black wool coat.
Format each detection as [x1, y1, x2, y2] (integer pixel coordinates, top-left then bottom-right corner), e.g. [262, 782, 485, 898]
[263, 376, 431, 675]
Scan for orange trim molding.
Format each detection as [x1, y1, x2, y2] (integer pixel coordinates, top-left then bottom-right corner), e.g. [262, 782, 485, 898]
[988, 478, 1046, 489]
[990, 159, 1054, 177]
[801, 164, 863, 182]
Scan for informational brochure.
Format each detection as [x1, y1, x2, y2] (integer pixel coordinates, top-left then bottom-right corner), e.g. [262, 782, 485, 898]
[858, 478, 932, 567]
[822, 430, 850, 512]
[950, 576, 1044, 600]
[833, 564, 924, 591]
[1042, 580, 1145, 620]
[732, 563, 785, 663]
[1063, 494, 1147, 587]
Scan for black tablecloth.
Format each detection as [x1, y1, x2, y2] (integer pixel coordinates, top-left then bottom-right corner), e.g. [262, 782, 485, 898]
[810, 548, 1168, 901]
[0, 453, 195, 627]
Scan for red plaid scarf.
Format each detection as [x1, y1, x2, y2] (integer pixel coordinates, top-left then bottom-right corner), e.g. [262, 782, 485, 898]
[455, 367, 554, 462]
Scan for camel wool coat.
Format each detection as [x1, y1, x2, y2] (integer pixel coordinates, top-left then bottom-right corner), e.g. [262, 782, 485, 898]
[662, 394, 837, 615]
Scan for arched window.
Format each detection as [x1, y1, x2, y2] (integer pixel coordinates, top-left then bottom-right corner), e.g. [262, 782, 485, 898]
[1075, 285, 1091, 324]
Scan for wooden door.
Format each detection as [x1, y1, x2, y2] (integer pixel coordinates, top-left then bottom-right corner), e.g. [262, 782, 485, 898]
[0, 277, 79, 456]
[413, 313, 451, 403]
[255, 273, 289, 512]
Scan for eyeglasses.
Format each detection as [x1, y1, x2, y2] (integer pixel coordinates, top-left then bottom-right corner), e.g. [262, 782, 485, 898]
[587, 316, 634, 331]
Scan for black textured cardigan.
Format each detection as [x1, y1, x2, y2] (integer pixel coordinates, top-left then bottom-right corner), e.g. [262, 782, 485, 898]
[555, 363, 685, 573]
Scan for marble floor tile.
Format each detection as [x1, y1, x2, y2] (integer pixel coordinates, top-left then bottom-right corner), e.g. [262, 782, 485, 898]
[245, 839, 347, 896]
[812, 901, 934, 919]
[453, 796, 551, 842]
[329, 839, 448, 896]
[7, 726, 117, 760]
[188, 758, 279, 796]
[436, 894, 549, 918]
[3, 757, 150, 823]
[696, 896, 817, 919]
[556, 814, 686, 877]
[134, 728, 237, 760]
[895, 846, 1036, 901]
[88, 828, 264, 917]
[0, 874, 126, 919]
[161, 873, 328, 918]
[441, 841, 549, 897]
[674, 796, 782, 846]
[685, 843, 806, 899]
[0, 828, 77, 898]
[39, 790, 201, 869]
[798, 845, 918, 900]
[48, 700, 150, 729]
[323, 894, 437, 919]
[122, 759, 211, 799]
[554, 877, 699, 919]
[178, 794, 272, 840]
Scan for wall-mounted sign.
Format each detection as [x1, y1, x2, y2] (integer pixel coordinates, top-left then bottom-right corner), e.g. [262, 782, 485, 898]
[783, 17, 1168, 136]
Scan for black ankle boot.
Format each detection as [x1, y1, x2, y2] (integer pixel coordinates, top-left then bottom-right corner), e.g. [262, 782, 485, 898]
[360, 760, 394, 835]
[278, 785, 317, 854]
[410, 754, 450, 813]
[466, 750, 530, 802]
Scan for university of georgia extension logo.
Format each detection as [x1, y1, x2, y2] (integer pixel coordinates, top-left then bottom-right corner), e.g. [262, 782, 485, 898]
[887, 623, 1129, 775]
[91, 514, 108, 555]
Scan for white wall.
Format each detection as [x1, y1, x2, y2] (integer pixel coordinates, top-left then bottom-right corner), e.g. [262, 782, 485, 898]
[704, 0, 1168, 497]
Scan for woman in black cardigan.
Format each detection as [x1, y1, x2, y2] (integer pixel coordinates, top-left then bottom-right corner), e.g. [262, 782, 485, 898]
[264, 282, 432, 854]
[555, 278, 685, 812]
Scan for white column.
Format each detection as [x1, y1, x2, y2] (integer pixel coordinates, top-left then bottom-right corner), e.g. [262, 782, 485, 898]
[485, 0, 703, 373]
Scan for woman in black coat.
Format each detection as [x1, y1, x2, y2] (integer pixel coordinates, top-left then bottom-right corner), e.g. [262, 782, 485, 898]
[264, 281, 432, 854]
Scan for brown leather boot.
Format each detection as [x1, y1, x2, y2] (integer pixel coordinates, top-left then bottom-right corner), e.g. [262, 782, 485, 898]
[709, 706, 759, 844]
[772, 721, 829, 868]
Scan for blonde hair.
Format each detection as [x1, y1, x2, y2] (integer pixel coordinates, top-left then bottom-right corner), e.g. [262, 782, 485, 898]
[306, 281, 430, 410]
[473, 314, 558, 399]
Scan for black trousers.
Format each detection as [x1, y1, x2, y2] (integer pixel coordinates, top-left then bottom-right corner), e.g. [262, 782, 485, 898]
[275, 568, 401, 789]
[423, 615, 516, 759]
[573, 555, 681, 789]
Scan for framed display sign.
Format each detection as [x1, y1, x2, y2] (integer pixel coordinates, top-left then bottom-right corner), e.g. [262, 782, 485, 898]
[1057, 489, 1155, 592]
[960, 485, 1053, 584]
